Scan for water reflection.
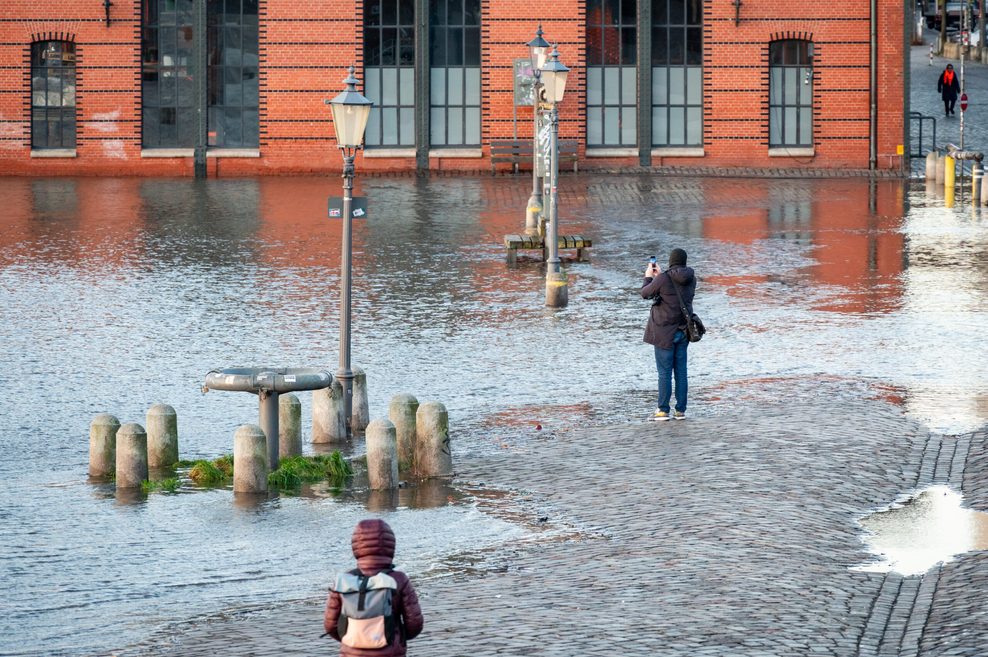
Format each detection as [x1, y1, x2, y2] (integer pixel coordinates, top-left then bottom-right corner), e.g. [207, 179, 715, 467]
[855, 486, 988, 576]
[1, 174, 987, 655]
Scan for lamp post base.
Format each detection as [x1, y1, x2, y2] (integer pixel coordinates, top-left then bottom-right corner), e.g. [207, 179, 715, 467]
[545, 270, 569, 308]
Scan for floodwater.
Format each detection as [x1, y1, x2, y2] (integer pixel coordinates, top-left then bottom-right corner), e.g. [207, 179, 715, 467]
[0, 174, 987, 655]
[855, 485, 988, 576]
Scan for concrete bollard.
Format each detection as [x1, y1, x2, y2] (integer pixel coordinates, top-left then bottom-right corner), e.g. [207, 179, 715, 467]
[115, 423, 148, 489]
[279, 393, 302, 458]
[312, 379, 346, 443]
[146, 404, 178, 470]
[365, 419, 399, 490]
[936, 154, 946, 184]
[89, 414, 120, 479]
[973, 163, 984, 204]
[415, 401, 453, 478]
[926, 151, 938, 180]
[234, 424, 268, 493]
[545, 271, 569, 308]
[945, 156, 956, 191]
[388, 393, 419, 472]
[980, 171, 988, 206]
[352, 366, 370, 433]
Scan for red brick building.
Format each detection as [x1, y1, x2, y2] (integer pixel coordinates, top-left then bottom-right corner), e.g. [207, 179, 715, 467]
[0, 0, 907, 176]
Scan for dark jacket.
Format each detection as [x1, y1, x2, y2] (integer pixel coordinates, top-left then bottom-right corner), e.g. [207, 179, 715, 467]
[324, 519, 424, 657]
[640, 265, 696, 349]
[939, 70, 960, 101]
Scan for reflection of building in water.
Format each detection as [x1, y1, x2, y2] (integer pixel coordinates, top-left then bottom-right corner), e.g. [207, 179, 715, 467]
[701, 180, 906, 314]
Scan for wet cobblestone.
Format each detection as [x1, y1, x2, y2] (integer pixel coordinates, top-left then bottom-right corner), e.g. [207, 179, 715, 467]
[123, 388, 988, 657]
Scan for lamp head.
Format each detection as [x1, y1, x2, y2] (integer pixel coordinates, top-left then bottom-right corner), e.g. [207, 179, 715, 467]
[328, 65, 373, 149]
[539, 45, 570, 105]
[527, 24, 551, 72]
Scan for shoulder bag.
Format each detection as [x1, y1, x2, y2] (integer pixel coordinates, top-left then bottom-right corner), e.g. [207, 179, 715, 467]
[670, 279, 706, 343]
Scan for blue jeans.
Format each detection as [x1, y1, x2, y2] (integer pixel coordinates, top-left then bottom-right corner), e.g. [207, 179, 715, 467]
[654, 330, 688, 413]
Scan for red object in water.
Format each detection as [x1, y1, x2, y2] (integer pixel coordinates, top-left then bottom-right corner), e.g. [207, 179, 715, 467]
[535, 424, 542, 431]
[961, 93, 969, 112]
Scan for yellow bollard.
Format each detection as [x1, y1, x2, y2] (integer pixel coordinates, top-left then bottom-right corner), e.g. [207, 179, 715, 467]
[944, 156, 956, 192]
[945, 184, 955, 208]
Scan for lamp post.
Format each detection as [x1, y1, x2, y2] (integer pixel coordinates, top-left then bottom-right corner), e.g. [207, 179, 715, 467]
[327, 66, 372, 437]
[540, 45, 569, 308]
[525, 25, 550, 237]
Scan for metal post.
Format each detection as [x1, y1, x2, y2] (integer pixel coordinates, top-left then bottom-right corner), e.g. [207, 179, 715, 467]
[930, 43, 934, 65]
[259, 389, 280, 470]
[337, 151, 355, 437]
[961, 3, 967, 150]
[193, 0, 207, 178]
[525, 71, 543, 236]
[547, 105, 559, 274]
[544, 102, 568, 308]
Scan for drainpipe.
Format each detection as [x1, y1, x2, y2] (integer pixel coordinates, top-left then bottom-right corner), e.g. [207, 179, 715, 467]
[870, 0, 878, 170]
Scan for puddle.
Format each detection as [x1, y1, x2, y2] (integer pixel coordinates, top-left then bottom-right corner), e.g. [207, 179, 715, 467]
[854, 485, 988, 576]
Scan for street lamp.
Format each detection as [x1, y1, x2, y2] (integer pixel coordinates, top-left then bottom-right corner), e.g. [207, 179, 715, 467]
[540, 45, 569, 308]
[327, 65, 372, 437]
[525, 25, 551, 237]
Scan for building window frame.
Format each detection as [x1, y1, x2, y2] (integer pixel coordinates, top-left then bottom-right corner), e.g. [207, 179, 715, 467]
[364, 0, 416, 148]
[428, 0, 481, 148]
[651, 0, 702, 148]
[768, 39, 814, 148]
[31, 40, 77, 151]
[141, 0, 195, 148]
[587, 0, 637, 148]
[206, 0, 259, 149]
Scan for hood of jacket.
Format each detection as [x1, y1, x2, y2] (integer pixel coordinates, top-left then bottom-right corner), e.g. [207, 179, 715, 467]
[667, 265, 695, 286]
[351, 518, 396, 575]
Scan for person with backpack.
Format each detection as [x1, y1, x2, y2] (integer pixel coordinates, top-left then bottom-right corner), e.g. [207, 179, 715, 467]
[324, 518, 423, 656]
[640, 248, 697, 421]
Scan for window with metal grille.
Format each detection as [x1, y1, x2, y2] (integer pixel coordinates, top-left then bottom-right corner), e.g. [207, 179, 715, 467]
[429, 0, 481, 147]
[141, 0, 195, 148]
[769, 40, 813, 148]
[364, 0, 416, 148]
[652, 0, 702, 147]
[206, 0, 259, 148]
[587, 0, 637, 147]
[31, 41, 76, 150]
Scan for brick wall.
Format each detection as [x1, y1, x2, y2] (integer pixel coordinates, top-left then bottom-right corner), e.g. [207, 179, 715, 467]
[0, 0, 905, 175]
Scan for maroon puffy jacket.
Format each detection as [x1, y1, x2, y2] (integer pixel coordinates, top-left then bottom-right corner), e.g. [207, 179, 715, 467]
[324, 519, 424, 656]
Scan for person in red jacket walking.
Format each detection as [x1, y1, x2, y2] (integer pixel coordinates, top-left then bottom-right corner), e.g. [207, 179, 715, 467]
[324, 519, 424, 656]
[938, 63, 961, 117]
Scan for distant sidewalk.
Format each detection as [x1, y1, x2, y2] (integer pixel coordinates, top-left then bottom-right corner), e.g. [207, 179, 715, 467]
[912, 27, 988, 154]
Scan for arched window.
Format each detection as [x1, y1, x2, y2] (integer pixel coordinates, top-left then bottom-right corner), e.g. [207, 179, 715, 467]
[769, 39, 813, 148]
[429, 0, 481, 147]
[364, 0, 416, 148]
[587, 0, 637, 148]
[652, 0, 702, 147]
[31, 41, 76, 150]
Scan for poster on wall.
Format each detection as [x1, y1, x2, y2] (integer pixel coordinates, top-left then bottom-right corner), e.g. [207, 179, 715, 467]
[513, 58, 536, 107]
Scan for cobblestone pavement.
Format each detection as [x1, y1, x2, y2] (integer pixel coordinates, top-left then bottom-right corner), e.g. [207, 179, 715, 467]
[127, 380, 988, 657]
[912, 28, 988, 158]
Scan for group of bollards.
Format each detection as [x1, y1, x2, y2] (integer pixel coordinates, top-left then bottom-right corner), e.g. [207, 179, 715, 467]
[924, 150, 987, 206]
[89, 404, 179, 488]
[88, 368, 453, 498]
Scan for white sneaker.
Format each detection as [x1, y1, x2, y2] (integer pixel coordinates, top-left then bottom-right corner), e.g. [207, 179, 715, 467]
[672, 410, 686, 420]
[653, 410, 670, 421]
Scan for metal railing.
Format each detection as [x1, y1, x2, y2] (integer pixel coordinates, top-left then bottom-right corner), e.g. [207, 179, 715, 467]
[910, 111, 938, 158]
